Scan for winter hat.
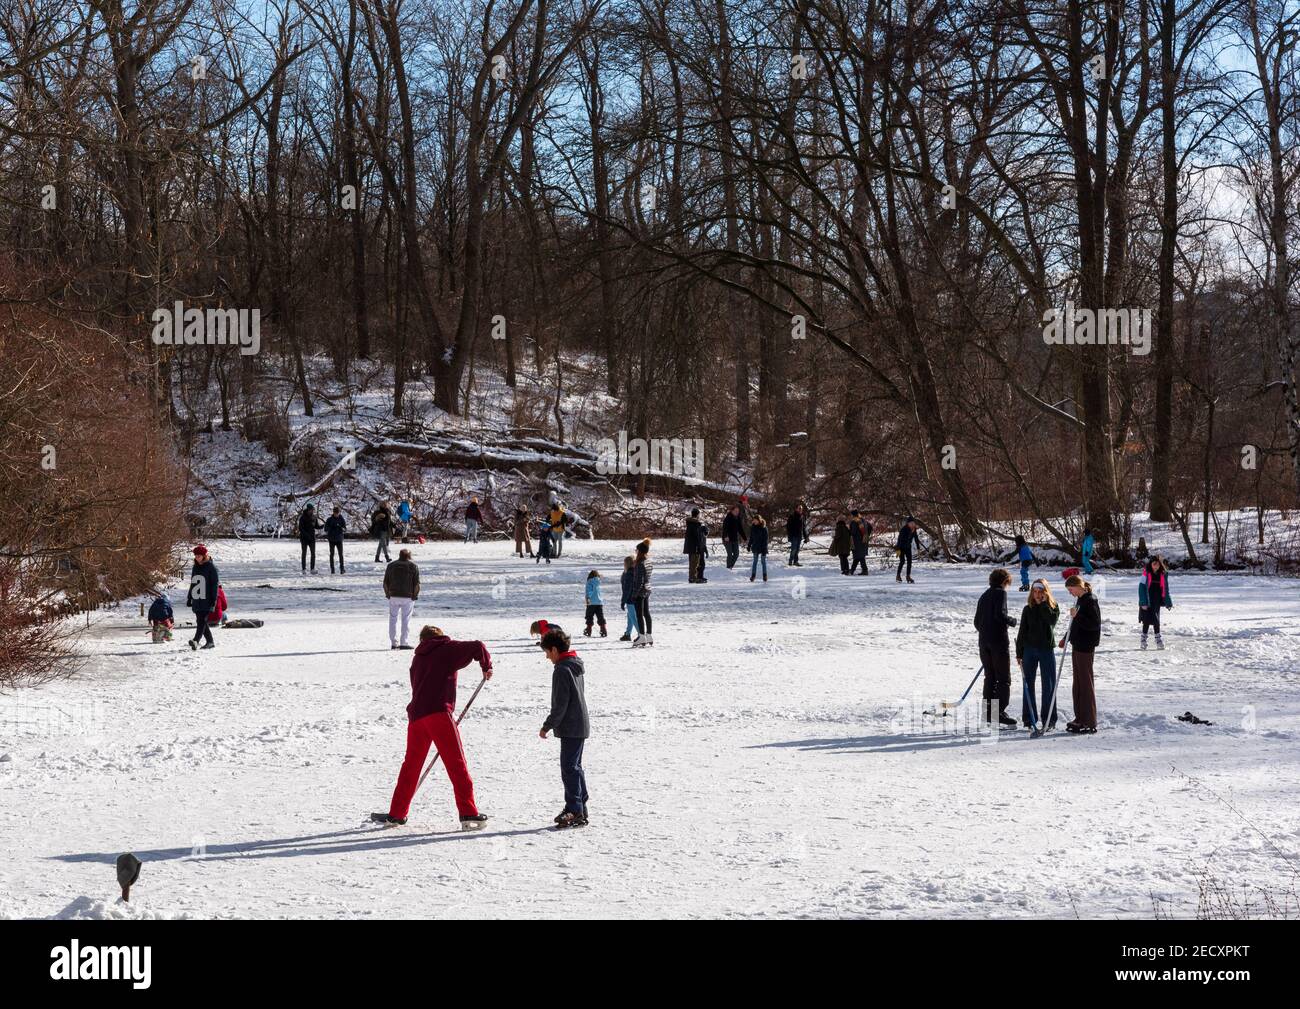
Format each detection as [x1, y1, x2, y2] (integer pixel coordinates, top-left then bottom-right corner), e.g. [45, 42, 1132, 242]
[116, 852, 142, 901]
[530, 619, 563, 638]
[192, 544, 207, 557]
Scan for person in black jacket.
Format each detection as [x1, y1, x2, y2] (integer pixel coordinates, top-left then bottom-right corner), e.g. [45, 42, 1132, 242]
[683, 508, 710, 583]
[786, 504, 810, 566]
[538, 626, 590, 828]
[748, 514, 769, 582]
[721, 505, 744, 569]
[973, 569, 1019, 726]
[298, 504, 323, 572]
[324, 506, 347, 574]
[895, 516, 920, 583]
[1061, 574, 1102, 733]
[849, 510, 873, 575]
[186, 545, 219, 650]
[372, 503, 393, 562]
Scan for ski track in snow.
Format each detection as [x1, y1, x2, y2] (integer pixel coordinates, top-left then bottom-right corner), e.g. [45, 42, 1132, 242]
[1, 539, 1298, 919]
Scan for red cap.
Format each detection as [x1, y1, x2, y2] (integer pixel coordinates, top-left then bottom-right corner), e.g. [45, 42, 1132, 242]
[192, 544, 207, 556]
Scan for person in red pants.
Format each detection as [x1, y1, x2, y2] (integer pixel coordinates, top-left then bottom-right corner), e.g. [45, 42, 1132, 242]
[375, 625, 493, 828]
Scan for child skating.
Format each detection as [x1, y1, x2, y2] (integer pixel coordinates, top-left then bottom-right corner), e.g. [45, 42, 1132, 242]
[618, 556, 637, 641]
[584, 570, 608, 637]
[537, 625, 590, 829]
[1138, 555, 1173, 649]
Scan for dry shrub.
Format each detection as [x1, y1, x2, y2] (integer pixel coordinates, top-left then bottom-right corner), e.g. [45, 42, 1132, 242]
[290, 433, 333, 482]
[0, 260, 186, 687]
[243, 396, 291, 465]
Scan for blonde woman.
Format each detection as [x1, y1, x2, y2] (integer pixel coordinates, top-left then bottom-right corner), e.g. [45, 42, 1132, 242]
[1015, 578, 1060, 729]
[1061, 574, 1102, 733]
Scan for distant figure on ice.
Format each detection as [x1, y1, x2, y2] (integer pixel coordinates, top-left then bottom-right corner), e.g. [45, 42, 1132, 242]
[786, 503, 810, 567]
[1080, 527, 1096, 575]
[618, 555, 637, 641]
[397, 499, 413, 540]
[895, 516, 920, 583]
[1014, 534, 1033, 590]
[371, 502, 393, 563]
[537, 625, 590, 829]
[1134, 536, 1149, 562]
[584, 571, 607, 637]
[325, 506, 347, 574]
[1138, 555, 1173, 650]
[830, 514, 852, 574]
[630, 539, 654, 647]
[383, 548, 420, 650]
[465, 496, 483, 543]
[684, 507, 709, 583]
[721, 505, 744, 569]
[974, 569, 1018, 727]
[513, 504, 533, 557]
[548, 502, 567, 556]
[535, 518, 553, 564]
[186, 545, 219, 651]
[849, 510, 873, 575]
[748, 513, 769, 582]
[1062, 574, 1101, 733]
[148, 592, 174, 643]
[377, 625, 492, 828]
[298, 503, 323, 573]
[1016, 578, 1060, 729]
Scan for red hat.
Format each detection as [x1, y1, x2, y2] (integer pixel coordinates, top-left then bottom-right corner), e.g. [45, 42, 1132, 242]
[192, 544, 208, 556]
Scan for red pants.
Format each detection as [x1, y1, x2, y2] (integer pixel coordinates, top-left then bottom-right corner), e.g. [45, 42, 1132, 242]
[388, 712, 479, 819]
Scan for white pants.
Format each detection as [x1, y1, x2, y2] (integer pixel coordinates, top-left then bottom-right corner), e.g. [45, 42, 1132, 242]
[388, 597, 414, 646]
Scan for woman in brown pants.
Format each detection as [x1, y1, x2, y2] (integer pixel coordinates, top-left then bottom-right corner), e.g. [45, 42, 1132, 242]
[1061, 574, 1102, 733]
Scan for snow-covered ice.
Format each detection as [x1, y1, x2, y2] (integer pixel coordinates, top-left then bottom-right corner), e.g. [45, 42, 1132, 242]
[2, 539, 1298, 919]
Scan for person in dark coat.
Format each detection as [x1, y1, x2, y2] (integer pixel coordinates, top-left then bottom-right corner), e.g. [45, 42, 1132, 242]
[465, 496, 484, 544]
[513, 504, 533, 557]
[324, 506, 347, 574]
[383, 549, 421, 649]
[1063, 574, 1102, 733]
[748, 514, 769, 582]
[683, 508, 709, 583]
[895, 516, 920, 583]
[974, 569, 1019, 726]
[829, 515, 852, 574]
[148, 592, 174, 643]
[1137, 555, 1173, 650]
[186, 544, 219, 650]
[618, 555, 637, 641]
[379, 625, 493, 826]
[538, 626, 590, 829]
[371, 503, 393, 562]
[721, 505, 744, 569]
[1016, 578, 1060, 728]
[298, 504, 323, 572]
[786, 505, 810, 566]
[848, 510, 873, 575]
[535, 519, 553, 564]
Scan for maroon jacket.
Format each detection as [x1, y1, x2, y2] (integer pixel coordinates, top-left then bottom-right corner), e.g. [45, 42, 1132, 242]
[407, 636, 492, 721]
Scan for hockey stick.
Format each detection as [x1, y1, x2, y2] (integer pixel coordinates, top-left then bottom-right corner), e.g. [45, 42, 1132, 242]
[412, 675, 488, 797]
[922, 665, 983, 717]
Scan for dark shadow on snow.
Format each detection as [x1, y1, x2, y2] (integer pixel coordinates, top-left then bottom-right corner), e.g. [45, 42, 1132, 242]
[748, 731, 1039, 754]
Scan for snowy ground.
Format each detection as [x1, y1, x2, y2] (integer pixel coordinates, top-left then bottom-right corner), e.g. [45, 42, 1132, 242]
[2, 539, 1298, 919]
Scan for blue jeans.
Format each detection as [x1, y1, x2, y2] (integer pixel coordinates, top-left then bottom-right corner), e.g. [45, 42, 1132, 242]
[751, 553, 767, 579]
[465, 518, 478, 543]
[1020, 560, 1031, 588]
[559, 736, 588, 816]
[789, 539, 801, 565]
[623, 604, 638, 637]
[1021, 645, 1058, 727]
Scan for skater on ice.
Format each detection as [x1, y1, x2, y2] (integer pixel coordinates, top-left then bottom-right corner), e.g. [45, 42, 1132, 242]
[973, 568, 1018, 726]
[584, 570, 607, 637]
[298, 503, 323, 573]
[618, 555, 637, 641]
[684, 507, 709, 583]
[786, 503, 809, 567]
[1062, 574, 1101, 733]
[721, 504, 744, 569]
[513, 503, 533, 557]
[830, 514, 852, 574]
[371, 502, 393, 562]
[1138, 555, 1173, 650]
[1080, 527, 1096, 575]
[324, 505, 346, 574]
[748, 513, 769, 582]
[537, 625, 590, 829]
[465, 496, 483, 543]
[377, 625, 492, 828]
[895, 517, 920, 583]
[1016, 578, 1060, 729]
[186, 545, 219, 651]
[384, 548, 420, 649]
[848, 510, 872, 575]
[630, 539, 653, 646]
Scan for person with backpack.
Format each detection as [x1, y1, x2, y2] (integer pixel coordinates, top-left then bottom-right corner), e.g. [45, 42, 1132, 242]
[375, 625, 493, 828]
[1016, 578, 1060, 729]
[186, 545, 219, 651]
[465, 497, 483, 544]
[1138, 555, 1173, 650]
[383, 548, 421, 650]
[974, 569, 1019, 727]
[618, 555, 637, 641]
[786, 504, 810, 567]
[721, 505, 744, 570]
[829, 515, 852, 575]
[630, 539, 653, 647]
[324, 506, 347, 574]
[513, 504, 533, 557]
[895, 517, 920, 583]
[849, 510, 873, 575]
[537, 625, 590, 829]
[298, 503, 323, 573]
[1014, 534, 1033, 591]
[372, 503, 393, 563]
[584, 571, 607, 637]
[1062, 574, 1102, 733]
[748, 514, 769, 582]
[684, 508, 709, 583]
